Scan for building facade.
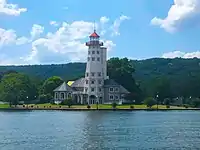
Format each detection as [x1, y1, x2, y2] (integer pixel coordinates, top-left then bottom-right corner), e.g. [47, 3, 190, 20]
[53, 30, 130, 105]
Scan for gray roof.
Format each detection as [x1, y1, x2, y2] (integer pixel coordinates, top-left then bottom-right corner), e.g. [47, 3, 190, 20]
[71, 78, 85, 88]
[53, 82, 74, 92]
[104, 79, 130, 94]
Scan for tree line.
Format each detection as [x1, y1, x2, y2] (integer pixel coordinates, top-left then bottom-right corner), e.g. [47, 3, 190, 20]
[0, 57, 200, 107]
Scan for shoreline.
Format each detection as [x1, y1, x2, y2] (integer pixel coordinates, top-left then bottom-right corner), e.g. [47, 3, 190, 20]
[0, 107, 199, 111]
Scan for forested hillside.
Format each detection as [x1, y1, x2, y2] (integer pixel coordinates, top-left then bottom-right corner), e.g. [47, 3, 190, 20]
[1, 57, 200, 105]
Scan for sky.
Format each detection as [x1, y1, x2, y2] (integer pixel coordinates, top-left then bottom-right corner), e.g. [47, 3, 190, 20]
[1, 0, 200, 65]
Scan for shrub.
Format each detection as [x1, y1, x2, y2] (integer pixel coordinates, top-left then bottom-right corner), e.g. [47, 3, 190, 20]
[61, 98, 73, 108]
[112, 102, 117, 109]
[166, 105, 170, 109]
[144, 97, 156, 108]
[183, 104, 189, 108]
[59, 106, 61, 108]
[87, 105, 91, 109]
[130, 105, 134, 109]
[23, 105, 25, 108]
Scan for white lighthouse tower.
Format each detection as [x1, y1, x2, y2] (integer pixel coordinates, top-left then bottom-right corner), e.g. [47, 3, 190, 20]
[84, 30, 107, 105]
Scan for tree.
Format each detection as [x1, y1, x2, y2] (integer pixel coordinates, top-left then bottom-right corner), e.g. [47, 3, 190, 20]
[107, 57, 144, 103]
[61, 98, 73, 108]
[144, 97, 156, 108]
[0, 73, 38, 106]
[38, 94, 52, 104]
[112, 102, 117, 109]
[42, 76, 63, 96]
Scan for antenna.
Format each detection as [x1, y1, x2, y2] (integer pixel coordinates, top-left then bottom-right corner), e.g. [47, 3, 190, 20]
[94, 21, 96, 32]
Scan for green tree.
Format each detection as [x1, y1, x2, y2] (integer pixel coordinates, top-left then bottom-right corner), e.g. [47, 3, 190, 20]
[0, 73, 38, 106]
[61, 98, 73, 108]
[42, 76, 63, 96]
[107, 57, 144, 103]
[144, 97, 156, 108]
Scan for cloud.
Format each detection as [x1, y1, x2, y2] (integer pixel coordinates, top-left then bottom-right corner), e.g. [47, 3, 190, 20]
[111, 15, 130, 36]
[0, 15, 129, 65]
[0, 0, 27, 16]
[99, 16, 110, 35]
[162, 50, 200, 58]
[151, 0, 200, 33]
[50, 21, 59, 27]
[30, 24, 44, 39]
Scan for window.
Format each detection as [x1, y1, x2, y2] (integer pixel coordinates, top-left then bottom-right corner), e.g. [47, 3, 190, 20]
[98, 80, 102, 84]
[88, 57, 90, 61]
[92, 51, 95, 54]
[97, 57, 100, 61]
[91, 88, 95, 92]
[115, 95, 119, 99]
[115, 87, 119, 92]
[91, 72, 95, 76]
[98, 72, 101, 77]
[61, 93, 65, 99]
[86, 72, 89, 77]
[88, 51, 90, 54]
[68, 93, 72, 98]
[85, 88, 88, 92]
[109, 95, 114, 100]
[109, 87, 114, 92]
[86, 80, 88, 84]
[55, 93, 58, 99]
[97, 51, 99, 54]
[92, 46, 95, 49]
[91, 80, 95, 84]
[92, 57, 95, 61]
[99, 88, 102, 92]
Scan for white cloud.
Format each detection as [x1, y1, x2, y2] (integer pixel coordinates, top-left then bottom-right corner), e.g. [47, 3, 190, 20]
[162, 50, 200, 58]
[151, 0, 200, 33]
[30, 24, 44, 39]
[0, 15, 129, 65]
[0, 0, 27, 16]
[50, 21, 59, 27]
[100, 16, 110, 35]
[111, 15, 130, 36]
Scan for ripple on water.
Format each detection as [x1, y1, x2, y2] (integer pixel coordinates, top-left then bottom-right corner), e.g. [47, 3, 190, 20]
[0, 111, 200, 150]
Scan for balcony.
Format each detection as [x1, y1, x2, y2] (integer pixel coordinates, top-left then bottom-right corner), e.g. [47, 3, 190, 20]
[86, 41, 103, 46]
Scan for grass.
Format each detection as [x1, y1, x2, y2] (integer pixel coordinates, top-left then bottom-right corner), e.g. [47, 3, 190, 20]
[0, 104, 10, 108]
[0, 103, 188, 109]
[23, 103, 187, 109]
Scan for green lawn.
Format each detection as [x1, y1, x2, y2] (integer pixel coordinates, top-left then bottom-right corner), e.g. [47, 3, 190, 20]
[0, 104, 10, 108]
[28, 103, 186, 109]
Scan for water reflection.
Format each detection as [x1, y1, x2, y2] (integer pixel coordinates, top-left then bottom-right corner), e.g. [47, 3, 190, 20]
[1, 111, 200, 150]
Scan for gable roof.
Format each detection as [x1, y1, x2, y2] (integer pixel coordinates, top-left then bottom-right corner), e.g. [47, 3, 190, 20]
[53, 82, 74, 92]
[104, 79, 130, 94]
[71, 78, 85, 88]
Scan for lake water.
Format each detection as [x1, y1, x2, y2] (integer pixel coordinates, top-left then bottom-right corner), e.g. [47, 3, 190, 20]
[0, 110, 200, 150]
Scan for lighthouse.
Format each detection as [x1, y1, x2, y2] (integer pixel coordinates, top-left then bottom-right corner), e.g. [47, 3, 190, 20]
[84, 30, 107, 105]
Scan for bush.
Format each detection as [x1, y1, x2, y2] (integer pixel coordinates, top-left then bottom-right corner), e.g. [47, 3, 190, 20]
[183, 104, 189, 108]
[59, 106, 62, 108]
[61, 98, 73, 108]
[87, 105, 91, 109]
[38, 94, 52, 104]
[130, 105, 134, 109]
[144, 97, 156, 108]
[166, 105, 170, 109]
[112, 102, 117, 109]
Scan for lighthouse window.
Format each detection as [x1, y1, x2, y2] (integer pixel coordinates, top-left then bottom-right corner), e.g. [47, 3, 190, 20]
[92, 57, 95, 61]
[97, 57, 100, 61]
[86, 80, 89, 84]
[97, 51, 99, 54]
[98, 80, 102, 84]
[92, 51, 95, 54]
[91, 80, 95, 84]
